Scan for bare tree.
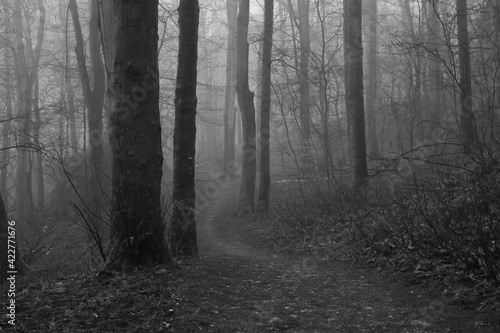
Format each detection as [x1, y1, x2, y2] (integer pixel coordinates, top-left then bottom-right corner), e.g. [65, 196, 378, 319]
[171, 0, 200, 257]
[104, 0, 172, 270]
[13, 0, 45, 218]
[236, 0, 256, 215]
[344, 0, 368, 187]
[68, 0, 106, 229]
[456, 0, 476, 149]
[363, 0, 379, 156]
[1, 2, 13, 206]
[223, 0, 238, 175]
[257, 0, 274, 212]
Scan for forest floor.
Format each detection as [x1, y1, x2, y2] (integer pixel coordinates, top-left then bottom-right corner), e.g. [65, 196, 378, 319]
[2, 181, 500, 332]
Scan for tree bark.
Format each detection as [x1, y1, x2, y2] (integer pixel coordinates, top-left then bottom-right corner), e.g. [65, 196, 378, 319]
[104, 0, 172, 271]
[236, 0, 256, 215]
[257, 0, 274, 212]
[171, 0, 200, 257]
[344, 0, 368, 187]
[456, 0, 476, 150]
[363, 0, 379, 156]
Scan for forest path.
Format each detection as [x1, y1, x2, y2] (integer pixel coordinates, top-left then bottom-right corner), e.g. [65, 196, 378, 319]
[179, 180, 499, 333]
[9, 181, 499, 332]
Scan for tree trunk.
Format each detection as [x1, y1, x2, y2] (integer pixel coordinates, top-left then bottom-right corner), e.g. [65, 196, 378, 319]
[297, 0, 311, 167]
[456, 0, 476, 150]
[0, 193, 33, 281]
[236, 0, 256, 215]
[426, 0, 442, 134]
[13, 0, 45, 220]
[1, 2, 13, 205]
[104, 0, 171, 271]
[97, 0, 116, 123]
[257, 0, 274, 213]
[344, 0, 368, 187]
[363, 0, 379, 156]
[171, 0, 200, 257]
[69, 0, 106, 240]
[58, 0, 78, 156]
[399, 0, 423, 144]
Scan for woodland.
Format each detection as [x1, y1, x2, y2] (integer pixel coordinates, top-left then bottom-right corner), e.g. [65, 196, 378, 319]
[0, 0, 500, 331]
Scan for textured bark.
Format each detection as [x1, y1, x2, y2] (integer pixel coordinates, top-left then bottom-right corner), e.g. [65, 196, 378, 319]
[344, 0, 368, 187]
[363, 0, 379, 156]
[171, 0, 199, 257]
[257, 0, 274, 213]
[104, 0, 171, 271]
[495, 0, 500, 120]
[456, 0, 476, 149]
[236, 0, 256, 215]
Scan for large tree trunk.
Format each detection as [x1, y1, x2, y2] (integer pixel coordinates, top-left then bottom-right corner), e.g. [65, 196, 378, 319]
[257, 0, 274, 213]
[363, 0, 379, 156]
[223, 0, 238, 175]
[104, 0, 171, 271]
[236, 0, 257, 215]
[171, 0, 199, 257]
[456, 0, 476, 150]
[344, 0, 368, 187]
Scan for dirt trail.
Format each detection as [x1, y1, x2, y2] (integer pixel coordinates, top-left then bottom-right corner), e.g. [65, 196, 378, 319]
[178, 181, 499, 333]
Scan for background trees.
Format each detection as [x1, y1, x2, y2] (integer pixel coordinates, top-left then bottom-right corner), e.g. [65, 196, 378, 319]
[1, 0, 499, 273]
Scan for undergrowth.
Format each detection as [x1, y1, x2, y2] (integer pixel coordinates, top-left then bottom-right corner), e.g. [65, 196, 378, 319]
[255, 163, 500, 310]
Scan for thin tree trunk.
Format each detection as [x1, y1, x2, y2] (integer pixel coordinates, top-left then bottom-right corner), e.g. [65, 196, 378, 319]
[426, 0, 442, 134]
[363, 0, 379, 156]
[1, 2, 13, 205]
[224, 0, 238, 175]
[456, 0, 476, 149]
[59, 0, 78, 156]
[257, 0, 274, 213]
[344, 0, 368, 187]
[236, 0, 256, 215]
[171, 0, 200, 257]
